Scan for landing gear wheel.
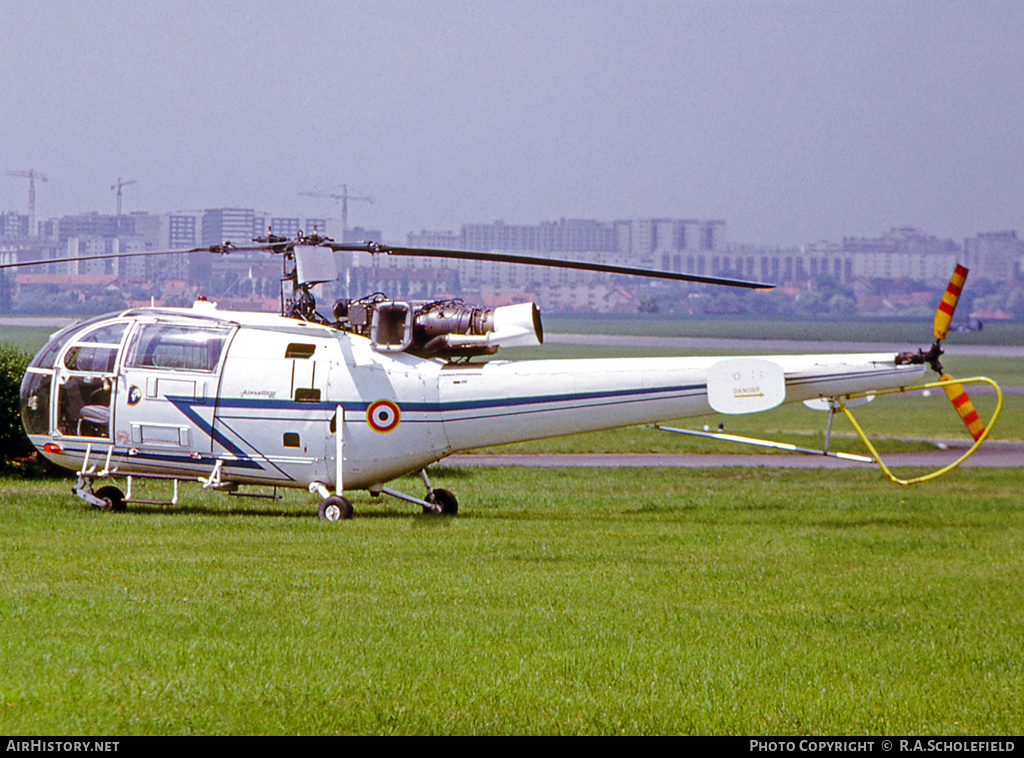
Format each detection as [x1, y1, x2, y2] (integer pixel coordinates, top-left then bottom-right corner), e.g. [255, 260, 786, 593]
[424, 488, 458, 516]
[94, 485, 126, 512]
[317, 495, 354, 522]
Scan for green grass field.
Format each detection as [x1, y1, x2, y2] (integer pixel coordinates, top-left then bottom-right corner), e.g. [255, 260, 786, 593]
[1, 317, 1021, 734]
[1, 467, 1022, 735]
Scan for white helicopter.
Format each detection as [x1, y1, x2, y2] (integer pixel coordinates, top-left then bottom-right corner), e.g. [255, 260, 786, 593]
[9, 235, 1001, 521]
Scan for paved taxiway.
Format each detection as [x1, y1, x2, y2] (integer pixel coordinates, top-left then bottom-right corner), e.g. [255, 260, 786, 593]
[446, 441, 1024, 470]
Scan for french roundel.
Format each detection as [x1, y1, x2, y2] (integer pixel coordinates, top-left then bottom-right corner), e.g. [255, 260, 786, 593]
[367, 400, 401, 433]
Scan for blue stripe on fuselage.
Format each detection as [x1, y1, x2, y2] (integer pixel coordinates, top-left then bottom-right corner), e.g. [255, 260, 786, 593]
[160, 365, 913, 444]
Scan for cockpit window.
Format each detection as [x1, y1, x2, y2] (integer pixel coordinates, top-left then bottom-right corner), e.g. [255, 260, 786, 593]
[56, 375, 112, 438]
[76, 322, 128, 345]
[125, 324, 231, 373]
[20, 372, 51, 436]
[29, 316, 126, 370]
[63, 345, 119, 373]
[60, 322, 128, 373]
[29, 338, 69, 371]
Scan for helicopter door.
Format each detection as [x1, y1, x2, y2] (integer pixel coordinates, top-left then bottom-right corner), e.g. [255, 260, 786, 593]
[114, 323, 233, 454]
[211, 331, 331, 485]
[53, 321, 130, 442]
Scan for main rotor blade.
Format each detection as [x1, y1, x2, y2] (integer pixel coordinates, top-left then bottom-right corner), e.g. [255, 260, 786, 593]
[329, 242, 775, 289]
[933, 264, 968, 341]
[0, 244, 241, 270]
[4, 236, 775, 290]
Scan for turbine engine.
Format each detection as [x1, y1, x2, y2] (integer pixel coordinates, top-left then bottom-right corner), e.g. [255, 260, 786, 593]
[334, 298, 543, 359]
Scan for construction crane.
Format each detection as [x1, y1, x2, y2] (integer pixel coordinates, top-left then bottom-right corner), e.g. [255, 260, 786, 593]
[6, 169, 48, 235]
[111, 177, 137, 217]
[298, 184, 373, 234]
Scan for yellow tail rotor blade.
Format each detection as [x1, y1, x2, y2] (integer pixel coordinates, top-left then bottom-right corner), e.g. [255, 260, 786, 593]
[940, 373, 986, 441]
[934, 264, 968, 341]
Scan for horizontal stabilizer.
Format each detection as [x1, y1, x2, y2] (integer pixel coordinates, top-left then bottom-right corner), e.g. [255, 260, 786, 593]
[803, 394, 874, 411]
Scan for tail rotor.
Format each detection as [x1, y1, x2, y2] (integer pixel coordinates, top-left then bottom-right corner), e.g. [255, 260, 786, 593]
[897, 264, 988, 441]
[939, 375, 987, 441]
[933, 263, 969, 344]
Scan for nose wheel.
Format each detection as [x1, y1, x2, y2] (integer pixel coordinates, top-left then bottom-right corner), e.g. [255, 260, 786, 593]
[94, 485, 126, 512]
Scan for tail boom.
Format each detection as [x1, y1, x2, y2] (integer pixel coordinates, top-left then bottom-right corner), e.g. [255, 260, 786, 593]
[438, 353, 925, 452]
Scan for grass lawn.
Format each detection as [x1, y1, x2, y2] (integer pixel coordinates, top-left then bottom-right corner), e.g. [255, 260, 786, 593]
[1, 316, 1021, 734]
[1, 466, 1022, 735]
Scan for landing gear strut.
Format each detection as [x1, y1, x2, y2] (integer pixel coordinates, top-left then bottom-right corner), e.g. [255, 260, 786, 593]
[419, 469, 457, 515]
[73, 474, 128, 512]
[365, 469, 459, 515]
[310, 469, 458, 521]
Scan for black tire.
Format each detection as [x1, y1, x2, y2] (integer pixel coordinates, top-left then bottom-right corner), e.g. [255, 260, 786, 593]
[95, 485, 126, 512]
[424, 488, 458, 516]
[317, 495, 354, 521]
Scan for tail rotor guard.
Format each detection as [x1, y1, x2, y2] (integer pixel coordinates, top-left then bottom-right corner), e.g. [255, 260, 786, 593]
[835, 376, 1002, 486]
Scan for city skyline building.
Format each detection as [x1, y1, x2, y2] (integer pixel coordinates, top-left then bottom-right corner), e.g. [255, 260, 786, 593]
[0, 212, 29, 237]
[1, 196, 1022, 316]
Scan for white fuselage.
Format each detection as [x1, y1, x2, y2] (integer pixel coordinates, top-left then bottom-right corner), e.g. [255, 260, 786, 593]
[24, 305, 926, 491]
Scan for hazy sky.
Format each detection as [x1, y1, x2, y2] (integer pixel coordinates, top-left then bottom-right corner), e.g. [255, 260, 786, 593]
[3, 0, 1022, 247]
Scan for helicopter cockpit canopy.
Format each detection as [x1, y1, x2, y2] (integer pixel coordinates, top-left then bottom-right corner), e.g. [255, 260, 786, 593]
[19, 311, 236, 445]
[21, 317, 131, 440]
